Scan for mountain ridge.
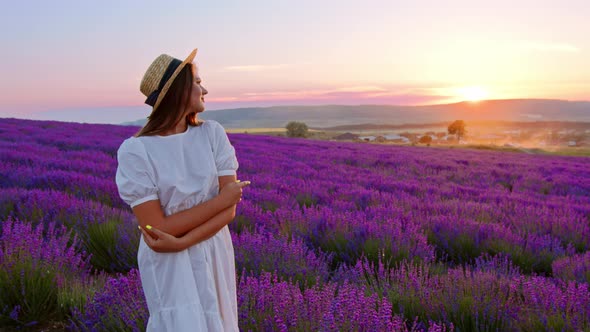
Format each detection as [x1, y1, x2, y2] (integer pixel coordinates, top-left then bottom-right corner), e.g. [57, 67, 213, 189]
[120, 99, 590, 128]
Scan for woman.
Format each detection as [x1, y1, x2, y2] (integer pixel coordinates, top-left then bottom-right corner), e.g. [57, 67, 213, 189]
[115, 48, 249, 331]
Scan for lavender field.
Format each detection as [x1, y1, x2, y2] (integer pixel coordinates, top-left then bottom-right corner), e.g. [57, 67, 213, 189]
[0, 117, 589, 331]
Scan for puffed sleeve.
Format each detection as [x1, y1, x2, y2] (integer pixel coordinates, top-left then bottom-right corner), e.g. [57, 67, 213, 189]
[115, 139, 159, 208]
[208, 120, 239, 176]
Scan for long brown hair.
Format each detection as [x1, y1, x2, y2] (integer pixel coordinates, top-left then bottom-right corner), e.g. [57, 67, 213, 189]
[135, 63, 201, 137]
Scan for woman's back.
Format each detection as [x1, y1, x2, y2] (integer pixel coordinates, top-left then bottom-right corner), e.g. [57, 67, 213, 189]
[115, 119, 240, 331]
[117, 120, 238, 215]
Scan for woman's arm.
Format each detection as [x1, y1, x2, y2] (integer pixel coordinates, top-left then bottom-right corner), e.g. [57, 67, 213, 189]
[139, 203, 237, 252]
[131, 178, 246, 237]
[176, 203, 237, 249]
[173, 174, 240, 238]
[137, 174, 249, 252]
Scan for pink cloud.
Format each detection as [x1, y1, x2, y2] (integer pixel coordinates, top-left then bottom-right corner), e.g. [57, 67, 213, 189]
[207, 86, 450, 107]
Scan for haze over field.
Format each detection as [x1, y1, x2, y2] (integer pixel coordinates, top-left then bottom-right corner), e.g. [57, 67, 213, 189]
[120, 99, 590, 129]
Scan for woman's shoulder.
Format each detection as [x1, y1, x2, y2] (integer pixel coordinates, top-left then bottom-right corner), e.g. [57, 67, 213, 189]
[202, 119, 228, 136]
[117, 136, 146, 156]
[202, 119, 223, 129]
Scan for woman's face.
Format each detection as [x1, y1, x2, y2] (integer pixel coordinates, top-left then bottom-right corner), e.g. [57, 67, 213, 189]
[189, 64, 208, 113]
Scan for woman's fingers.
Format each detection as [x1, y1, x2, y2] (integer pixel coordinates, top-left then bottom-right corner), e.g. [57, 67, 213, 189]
[139, 226, 150, 239]
[139, 225, 182, 253]
[140, 228, 154, 246]
[146, 226, 170, 239]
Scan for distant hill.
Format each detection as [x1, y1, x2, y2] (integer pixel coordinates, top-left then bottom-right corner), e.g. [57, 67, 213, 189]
[120, 99, 590, 129]
[323, 120, 590, 131]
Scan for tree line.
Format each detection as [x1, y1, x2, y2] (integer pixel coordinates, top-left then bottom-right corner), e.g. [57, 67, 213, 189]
[285, 120, 467, 142]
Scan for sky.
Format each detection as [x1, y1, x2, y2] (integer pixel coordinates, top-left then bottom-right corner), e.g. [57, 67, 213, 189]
[0, 0, 588, 124]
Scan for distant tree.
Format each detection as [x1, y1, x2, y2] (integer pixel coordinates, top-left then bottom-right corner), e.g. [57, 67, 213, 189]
[285, 121, 309, 138]
[419, 135, 433, 144]
[448, 120, 467, 141]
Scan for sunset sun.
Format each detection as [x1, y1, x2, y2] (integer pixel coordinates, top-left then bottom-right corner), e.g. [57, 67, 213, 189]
[458, 86, 489, 102]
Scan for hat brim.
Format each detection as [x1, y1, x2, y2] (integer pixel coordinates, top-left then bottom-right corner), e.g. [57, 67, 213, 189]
[151, 48, 198, 113]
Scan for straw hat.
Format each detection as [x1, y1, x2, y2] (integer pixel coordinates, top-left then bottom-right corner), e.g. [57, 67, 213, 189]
[140, 48, 197, 114]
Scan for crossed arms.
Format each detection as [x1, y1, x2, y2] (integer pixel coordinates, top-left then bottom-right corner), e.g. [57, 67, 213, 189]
[132, 174, 248, 252]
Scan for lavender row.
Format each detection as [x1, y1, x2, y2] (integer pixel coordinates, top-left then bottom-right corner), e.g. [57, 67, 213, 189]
[67, 257, 588, 331]
[2, 118, 588, 260]
[0, 187, 139, 272]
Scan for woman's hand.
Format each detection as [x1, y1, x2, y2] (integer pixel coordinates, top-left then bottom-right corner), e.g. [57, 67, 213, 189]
[139, 225, 186, 253]
[219, 180, 250, 205]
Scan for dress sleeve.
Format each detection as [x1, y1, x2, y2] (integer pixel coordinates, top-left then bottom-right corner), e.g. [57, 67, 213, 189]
[115, 139, 159, 208]
[208, 121, 239, 176]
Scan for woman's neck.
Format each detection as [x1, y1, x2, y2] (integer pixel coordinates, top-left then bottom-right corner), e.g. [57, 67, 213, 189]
[161, 119, 188, 136]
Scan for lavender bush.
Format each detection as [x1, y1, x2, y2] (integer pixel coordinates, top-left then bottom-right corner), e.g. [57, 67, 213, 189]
[0, 218, 91, 328]
[232, 229, 332, 287]
[552, 250, 590, 284]
[68, 269, 148, 332]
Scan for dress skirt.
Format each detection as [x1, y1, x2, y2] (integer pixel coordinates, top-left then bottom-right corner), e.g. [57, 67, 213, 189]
[137, 225, 238, 332]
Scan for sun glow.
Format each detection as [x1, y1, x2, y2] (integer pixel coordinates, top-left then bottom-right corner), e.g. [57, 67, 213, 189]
[457, 86, 489, 102]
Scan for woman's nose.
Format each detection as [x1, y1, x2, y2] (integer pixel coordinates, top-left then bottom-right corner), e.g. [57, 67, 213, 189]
[202, 86, 208, 95]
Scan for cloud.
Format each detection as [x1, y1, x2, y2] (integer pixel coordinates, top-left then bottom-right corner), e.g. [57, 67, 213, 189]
[206, 96, 240, 102]
[242, 86, 388, 98]
[333, 86, 388, 93]
[213, 86, 448, 106]
[221, 64, 291, 72]
[520, 42, 580, 53]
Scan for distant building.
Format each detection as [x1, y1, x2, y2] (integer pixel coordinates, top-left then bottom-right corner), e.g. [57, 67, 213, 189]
[383, 134, 410, 143]
[440, 135, 456, 141]
[359, 136, 376, 142]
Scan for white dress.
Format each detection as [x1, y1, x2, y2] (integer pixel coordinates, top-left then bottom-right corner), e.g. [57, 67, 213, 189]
[115, 120, 239, 332]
